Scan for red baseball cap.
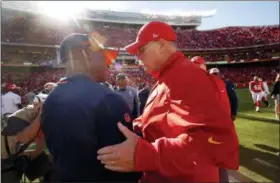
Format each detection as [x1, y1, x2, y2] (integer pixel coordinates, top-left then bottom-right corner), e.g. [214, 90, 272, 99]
[125, 21, 177, 55]
[191, 56, 205, 65]
[6, 84, 20, 90]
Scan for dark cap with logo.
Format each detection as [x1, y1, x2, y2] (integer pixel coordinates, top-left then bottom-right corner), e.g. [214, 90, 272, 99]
[59, 33, 119, 65]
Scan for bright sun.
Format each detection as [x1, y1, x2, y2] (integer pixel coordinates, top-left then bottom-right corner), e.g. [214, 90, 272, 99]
[35, 1, 85, 21]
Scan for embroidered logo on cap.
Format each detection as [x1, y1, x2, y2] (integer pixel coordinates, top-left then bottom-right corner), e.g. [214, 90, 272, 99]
[153, 33, 159, 38]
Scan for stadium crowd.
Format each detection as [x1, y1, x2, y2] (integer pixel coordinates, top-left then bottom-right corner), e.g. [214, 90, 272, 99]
[1, 15, 280, 49]
[1, 50, 56, 65]
[2, 63, 277, 100]
[1, 12, 279, 105]
[2, 44, 279, 65]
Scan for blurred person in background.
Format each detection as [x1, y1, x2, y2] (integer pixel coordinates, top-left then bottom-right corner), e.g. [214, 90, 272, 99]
[191, 56, 207, 71]
[2, 84, 22, 117]
[249, 76, 263, 112]
[24, 90, 37, 105]
[271, 74, 280, 120]
[41, 82, 58, 94]
[138, 82, 151, 116]
[101, 81, 114, 91]
[115, 73, 139, 120]
[1, 93, 53, 183]
[258, 77, 270, 107]
[191, 57, 235, 120]
[209, 68, 238, 122]
[24, 82, 58, 105]
[2, 82, 7, 95]
[41, 33, 141, 182]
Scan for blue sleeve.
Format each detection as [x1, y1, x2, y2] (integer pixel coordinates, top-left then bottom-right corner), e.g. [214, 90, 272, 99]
[225, 81, 238, 116]
[94, 93, 142, 182]
[95, 93, 134, 148]
[132, 95, 139, 120]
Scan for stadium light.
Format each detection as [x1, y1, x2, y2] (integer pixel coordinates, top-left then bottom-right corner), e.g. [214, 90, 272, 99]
[34, 1, 129, 22]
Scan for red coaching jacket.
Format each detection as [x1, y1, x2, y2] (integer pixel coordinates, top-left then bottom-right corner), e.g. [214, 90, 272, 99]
[133, 51, 239, 183]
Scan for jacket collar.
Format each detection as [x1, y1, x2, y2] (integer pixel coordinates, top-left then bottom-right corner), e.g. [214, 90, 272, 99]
[150, 51, 185, 79]
[65, 74, 94, 83]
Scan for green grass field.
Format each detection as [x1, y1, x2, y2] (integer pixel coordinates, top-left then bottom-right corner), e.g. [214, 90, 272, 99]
[233, 88, 279, 182]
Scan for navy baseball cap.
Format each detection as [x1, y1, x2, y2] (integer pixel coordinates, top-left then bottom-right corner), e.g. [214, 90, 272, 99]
[59, 32, 119, 65]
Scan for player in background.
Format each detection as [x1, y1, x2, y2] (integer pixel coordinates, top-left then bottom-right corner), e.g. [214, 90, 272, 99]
[271, 74, 280, 120]
[209, 68, 238, 121]
[191, 56, 238, 121]
[249, 76, 264, 112]
[190, 56, 207, 71]
[258, 77, 270, 107]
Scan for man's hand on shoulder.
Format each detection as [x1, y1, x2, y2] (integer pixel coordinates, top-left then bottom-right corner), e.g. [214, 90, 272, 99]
[97, 122, 140, 172]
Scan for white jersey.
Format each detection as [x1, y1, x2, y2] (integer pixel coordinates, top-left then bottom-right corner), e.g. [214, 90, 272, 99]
[1, 91, 21, 116]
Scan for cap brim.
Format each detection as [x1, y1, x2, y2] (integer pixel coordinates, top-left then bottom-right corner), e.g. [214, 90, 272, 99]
[193, 61, 204, 65]
[8, 87, 20, 90]
[104, 49, 119, 66]
[124, 41, 143, 55]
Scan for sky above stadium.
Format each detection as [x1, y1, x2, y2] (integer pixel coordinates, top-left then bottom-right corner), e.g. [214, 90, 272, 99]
[132, 1, 279, 30]
[11, 1, 280, 30]
[37, 1, 279, 30]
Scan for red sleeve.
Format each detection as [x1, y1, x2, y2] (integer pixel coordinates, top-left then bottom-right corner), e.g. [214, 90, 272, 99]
[134, 64, 239, 177]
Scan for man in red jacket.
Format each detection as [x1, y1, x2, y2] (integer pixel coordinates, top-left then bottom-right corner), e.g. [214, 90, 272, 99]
[191, 57, 232, 183]
[191, 57, 231, 117]
[97, 21, 239, 182]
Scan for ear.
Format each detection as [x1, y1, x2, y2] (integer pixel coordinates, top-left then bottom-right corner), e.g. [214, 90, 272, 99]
[81, 49, 92, 69]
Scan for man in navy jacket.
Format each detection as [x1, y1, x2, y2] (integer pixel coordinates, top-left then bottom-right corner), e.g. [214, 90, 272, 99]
[209, 68, 238, 121]
[138, 83, 151, 115]
[225, 79, 238, 121]
[41, 33, 141, 182]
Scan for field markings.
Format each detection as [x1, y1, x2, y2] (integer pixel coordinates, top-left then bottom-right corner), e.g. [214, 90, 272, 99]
[253, 158, 279, 170]
[240, 100, 254, 104]
[228, 170, 256, 182]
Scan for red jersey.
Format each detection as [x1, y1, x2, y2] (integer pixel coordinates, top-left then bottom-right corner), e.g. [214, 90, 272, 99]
[133, 51, 239, 183]
[249, 80, 264, 93]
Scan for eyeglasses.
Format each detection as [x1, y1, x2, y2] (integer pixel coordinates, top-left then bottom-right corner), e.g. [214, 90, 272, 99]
[137, 41, 158, 56]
